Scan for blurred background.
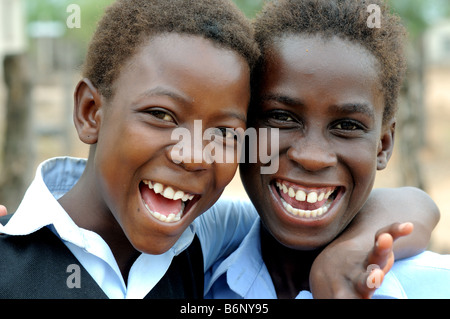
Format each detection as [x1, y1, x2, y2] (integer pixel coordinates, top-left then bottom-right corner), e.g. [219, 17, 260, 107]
[0, 0, 449, 253]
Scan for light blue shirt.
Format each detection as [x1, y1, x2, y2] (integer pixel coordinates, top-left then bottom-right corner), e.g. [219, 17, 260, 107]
[0, 157, 257, 299]
[205, 216, 450, 299]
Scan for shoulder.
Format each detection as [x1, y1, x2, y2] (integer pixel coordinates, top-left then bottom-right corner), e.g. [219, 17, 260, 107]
[197, 198, 257, 226]
[376, 251, 450, 299]
[0, 214, 12, 226]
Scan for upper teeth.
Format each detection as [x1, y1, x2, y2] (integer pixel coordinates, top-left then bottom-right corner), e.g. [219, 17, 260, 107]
[143, 180, 194, 202]
[275, 181, 334, 204]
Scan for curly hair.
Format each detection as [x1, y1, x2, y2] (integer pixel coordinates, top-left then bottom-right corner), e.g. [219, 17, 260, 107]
[82, 0, 260, 100]
[253, 0, 407, 123]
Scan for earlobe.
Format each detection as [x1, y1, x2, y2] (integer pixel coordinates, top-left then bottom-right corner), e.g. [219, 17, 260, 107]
[73, 78, 103, 144]
[377, 119, 396, 170]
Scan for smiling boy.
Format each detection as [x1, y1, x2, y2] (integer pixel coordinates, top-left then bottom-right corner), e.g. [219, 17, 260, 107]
[205, 0, 449, 299]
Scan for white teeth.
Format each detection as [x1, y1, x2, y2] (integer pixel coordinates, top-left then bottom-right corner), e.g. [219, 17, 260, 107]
[281, 197, 330, 219]
[318, 192, 325, 202]
[288, 187, 296, 198]
[275, 181, 337, 219]
[143, 202, 184, 223]
[275, 182, 335, 204]
[307, 192, 318, 204]
[143, 180, 195, 202]
[173, 190, 184, 201]
[153, 182, 164, 194]
[295, 190, 306, 201]
[162, 187, 175, 199]
[142, 180, 196, 223]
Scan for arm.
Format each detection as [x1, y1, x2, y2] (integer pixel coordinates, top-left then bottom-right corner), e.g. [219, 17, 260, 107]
[346, 187, 439, 258]
[310, 187, 440, 299]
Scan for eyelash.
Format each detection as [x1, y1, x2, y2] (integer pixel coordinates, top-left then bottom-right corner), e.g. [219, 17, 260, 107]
[332, 119, 366, 131]
[145, 109, 176, 124]
[263, 110, 298, 127]
[207, 128, 240, 147]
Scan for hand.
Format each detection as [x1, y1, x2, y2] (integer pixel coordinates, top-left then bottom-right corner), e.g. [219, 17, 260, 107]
[310, 222, 413, 299]
[0, 205, 7, 217]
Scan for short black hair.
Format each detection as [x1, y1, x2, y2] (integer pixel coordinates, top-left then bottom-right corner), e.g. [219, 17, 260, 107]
[83, 0, 260, 100]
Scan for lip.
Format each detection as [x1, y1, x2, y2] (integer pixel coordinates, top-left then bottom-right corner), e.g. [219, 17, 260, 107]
[138, 180, 201, 225]
[268, 178, 345, 228]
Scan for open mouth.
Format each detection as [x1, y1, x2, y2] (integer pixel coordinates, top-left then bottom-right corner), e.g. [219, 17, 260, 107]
[139, 180, 198, 223]
[273, 179, 342, 219]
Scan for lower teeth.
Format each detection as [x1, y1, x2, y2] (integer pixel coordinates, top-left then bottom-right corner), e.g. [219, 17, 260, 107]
[281, 197, 332, 219]
[143, 202, 184, 223]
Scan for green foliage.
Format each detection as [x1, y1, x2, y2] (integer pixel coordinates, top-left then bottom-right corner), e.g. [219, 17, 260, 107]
[389, 0, 450, 39]
[232, 0, 265, 18]
[24, 0, 114, 43]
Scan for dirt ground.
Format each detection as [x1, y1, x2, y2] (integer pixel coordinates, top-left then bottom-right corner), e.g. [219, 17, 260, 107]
[8, 66, 450, 255]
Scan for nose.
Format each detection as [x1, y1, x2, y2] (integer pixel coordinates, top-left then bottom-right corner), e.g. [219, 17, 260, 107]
[287, 133, 337, 172]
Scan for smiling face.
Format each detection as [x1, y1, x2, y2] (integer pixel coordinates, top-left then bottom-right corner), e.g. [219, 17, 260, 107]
[83, 34, 250, 254]
[241, 34, 395, 250]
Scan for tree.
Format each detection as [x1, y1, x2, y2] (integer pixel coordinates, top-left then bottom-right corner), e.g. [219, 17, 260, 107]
[233, 0, 265, 18]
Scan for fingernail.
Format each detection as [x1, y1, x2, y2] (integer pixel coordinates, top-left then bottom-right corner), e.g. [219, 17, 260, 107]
[399, 222, 412, 231]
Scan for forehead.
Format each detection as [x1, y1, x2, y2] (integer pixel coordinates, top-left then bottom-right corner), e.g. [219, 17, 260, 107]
[118, 33, 250, 92]
[264, 34, 381, 89]
[260, 34, 383, 112]
[109, 33, 251, 116]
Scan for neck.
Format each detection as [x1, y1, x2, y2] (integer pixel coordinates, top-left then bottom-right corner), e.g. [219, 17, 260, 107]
[260, 223, 322, 299]
[57, 159, 139, 283]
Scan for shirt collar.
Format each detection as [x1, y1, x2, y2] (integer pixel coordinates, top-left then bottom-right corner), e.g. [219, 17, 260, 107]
[205, 217, 277, 298]
[0, 157, 87, 245]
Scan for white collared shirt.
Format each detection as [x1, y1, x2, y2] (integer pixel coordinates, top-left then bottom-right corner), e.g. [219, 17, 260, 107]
[0, 157, 257, 299]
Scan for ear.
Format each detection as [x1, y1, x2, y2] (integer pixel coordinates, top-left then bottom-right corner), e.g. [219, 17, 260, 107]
[73, 78, 103, 144]
[377, 119, 396, 170]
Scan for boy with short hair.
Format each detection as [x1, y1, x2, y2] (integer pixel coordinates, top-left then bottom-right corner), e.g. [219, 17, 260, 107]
[205, 0, 449, 299]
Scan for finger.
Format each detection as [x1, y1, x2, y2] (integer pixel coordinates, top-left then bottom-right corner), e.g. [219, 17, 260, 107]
[367, 233, 393, 270]
[375, 222, 414, 242]
[0, 205, 7, 217]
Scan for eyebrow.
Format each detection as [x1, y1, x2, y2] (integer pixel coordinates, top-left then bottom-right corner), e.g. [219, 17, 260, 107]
[135, 86, 192, 104]
[330, 103, 375, 119]
[218, 110, 247, 124]
[260, 94, 305, 107]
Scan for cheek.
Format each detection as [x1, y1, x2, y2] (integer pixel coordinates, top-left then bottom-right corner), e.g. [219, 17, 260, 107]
[340, 140, 379, 204]
[214, 161, 240, 191]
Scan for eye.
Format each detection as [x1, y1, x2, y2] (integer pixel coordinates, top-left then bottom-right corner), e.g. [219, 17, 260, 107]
[331, 119, 367, 138]
[216, 128, 238, 140]
[261, 110, 300, 129]
[333, 120, 364, 131]
[206, 127, 240, 145]
[146, 110, 176, 123]
[267, 110, 294, 122]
